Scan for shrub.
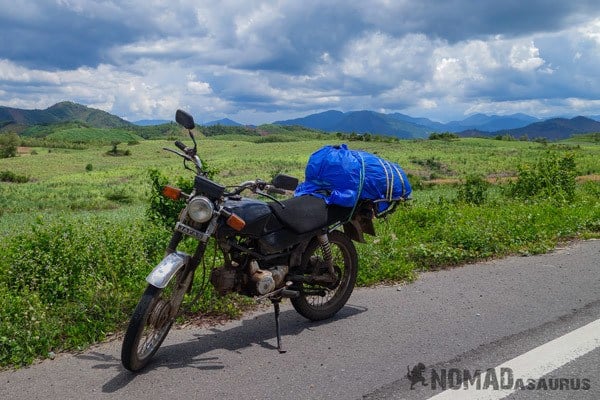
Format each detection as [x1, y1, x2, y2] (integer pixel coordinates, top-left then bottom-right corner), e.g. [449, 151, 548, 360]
[457, 175, 490, 205]
[85, 163, 93, 172]
[146, 169, 195, 229]
[105, 188, 134, 204]
[406, 173, 424, 190]
[0, 133, 19, 158]
[508, 151, 577, 202]
[0, 170, 29, 183]
[495, 134, 516, 141]
[146, 161, 218, 229]
[429, 132, 459, 141]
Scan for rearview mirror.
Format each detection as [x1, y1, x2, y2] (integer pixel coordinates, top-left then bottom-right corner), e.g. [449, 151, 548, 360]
[175, 109, 195, 130]
[271, 174, 299, 191]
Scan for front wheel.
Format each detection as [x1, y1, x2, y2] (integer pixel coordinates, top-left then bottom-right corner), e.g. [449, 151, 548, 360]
[121, 268, 192, 371]
[291, 230, 358, 321]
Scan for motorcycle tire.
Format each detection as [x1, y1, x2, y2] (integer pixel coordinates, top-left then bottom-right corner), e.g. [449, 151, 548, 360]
[121, 268, 192, 371]
[291, 230, 358, 321]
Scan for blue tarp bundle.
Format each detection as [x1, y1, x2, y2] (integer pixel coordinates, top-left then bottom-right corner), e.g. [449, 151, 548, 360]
[295, 144, 411, 212]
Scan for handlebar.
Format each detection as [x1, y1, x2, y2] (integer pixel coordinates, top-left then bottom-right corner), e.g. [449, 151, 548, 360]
[267, 187, 287, 195]
[164, 138, 203, 175]
[174, 140, 188, 152]
[226, 180, 290, 198]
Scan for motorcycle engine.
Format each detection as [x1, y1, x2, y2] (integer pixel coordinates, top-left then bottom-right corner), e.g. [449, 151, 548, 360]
[210, 264, 239, 295]
[210, 260, 290, 296]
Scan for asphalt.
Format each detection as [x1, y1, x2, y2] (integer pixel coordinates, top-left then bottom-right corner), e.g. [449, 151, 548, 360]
[2, 239, 599, 400]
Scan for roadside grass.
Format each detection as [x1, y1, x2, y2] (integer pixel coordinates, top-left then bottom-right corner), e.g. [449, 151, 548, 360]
[357, 185, 600, 285]
[0, 134, 599, 369]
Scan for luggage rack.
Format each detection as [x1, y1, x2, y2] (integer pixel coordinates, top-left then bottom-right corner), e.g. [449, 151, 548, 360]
[372, 196, 411, 218]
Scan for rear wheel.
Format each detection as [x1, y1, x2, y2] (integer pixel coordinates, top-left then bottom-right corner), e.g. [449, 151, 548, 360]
[121, 268, 192, 371]
[291, 230, 358, 321]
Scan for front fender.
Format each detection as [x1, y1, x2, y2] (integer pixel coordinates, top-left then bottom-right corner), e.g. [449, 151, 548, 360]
[146, 252, 190, 289]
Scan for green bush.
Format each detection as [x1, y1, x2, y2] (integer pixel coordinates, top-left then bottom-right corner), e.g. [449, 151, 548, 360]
[429, 132, 459, 141]
[509, 151, 577, 202]
[0, 133, 19, 158]
[105, 188, 134, 204]
[0, 170, 29, 183]
[146, 169, 194, 229]
[457, 174, 490, 205]
[146, 161, 218, 229]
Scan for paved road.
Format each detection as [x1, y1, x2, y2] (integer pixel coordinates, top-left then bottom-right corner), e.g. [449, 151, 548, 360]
[2, 240, 599, 400]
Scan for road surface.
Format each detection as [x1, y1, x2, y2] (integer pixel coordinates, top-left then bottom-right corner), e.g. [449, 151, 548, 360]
[2, 239, 599, 399]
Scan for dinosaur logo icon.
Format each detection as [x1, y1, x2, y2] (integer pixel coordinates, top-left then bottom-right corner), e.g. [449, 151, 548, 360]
[407, 363, 428, 389]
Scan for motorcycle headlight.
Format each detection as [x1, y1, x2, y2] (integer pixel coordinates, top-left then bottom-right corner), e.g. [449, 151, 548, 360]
[187, 196, 214, 223]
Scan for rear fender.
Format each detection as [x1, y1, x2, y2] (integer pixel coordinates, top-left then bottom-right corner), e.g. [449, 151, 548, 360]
[146, 252, 190, 289]
[343, 205, 376, 243]
[343, 219, 375, 243]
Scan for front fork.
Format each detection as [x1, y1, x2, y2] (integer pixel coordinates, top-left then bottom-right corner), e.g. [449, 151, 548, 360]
[146, 216, 218, 290]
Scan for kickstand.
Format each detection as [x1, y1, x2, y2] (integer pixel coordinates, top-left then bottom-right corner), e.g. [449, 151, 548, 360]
[272, 299, 286, 354]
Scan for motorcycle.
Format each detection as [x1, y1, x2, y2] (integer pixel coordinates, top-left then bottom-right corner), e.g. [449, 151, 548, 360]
[121, 110, 395, 371]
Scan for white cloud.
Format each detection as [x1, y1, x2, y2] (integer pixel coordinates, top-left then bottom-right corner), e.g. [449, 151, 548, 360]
[187, 80, 212, 95]
[579, 17, 600, 44]
[341, 33, 433, 83]
[509, 41, 546, 71]
[0, 59, 61, 84]
[2, 1, 600, 123]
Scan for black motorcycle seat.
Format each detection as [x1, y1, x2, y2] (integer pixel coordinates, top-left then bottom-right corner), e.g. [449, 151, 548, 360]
[268, 195, 352, 234]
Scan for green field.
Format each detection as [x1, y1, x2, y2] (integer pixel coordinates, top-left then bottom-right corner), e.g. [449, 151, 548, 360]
[0, 128, 599, 368]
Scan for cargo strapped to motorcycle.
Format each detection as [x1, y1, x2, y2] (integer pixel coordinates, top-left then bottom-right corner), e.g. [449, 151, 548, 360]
[295, 144, 412, 221]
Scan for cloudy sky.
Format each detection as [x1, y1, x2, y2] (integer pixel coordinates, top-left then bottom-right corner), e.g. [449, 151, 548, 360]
[1, 0, 600, 124]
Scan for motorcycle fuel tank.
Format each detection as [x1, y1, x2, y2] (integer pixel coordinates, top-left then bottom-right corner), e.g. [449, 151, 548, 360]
[221, 197, 280, 237]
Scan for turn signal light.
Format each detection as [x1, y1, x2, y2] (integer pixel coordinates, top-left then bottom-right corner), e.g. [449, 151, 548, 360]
[226, 213, 246, 231]
[162, 185, 182, 201]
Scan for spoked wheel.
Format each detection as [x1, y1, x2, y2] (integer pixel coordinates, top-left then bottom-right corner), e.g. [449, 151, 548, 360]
[121, 268, 192, 371]
[291, 230, 358, 321]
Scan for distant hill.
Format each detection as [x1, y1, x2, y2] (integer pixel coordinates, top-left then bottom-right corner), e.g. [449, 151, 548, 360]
[275, 110, 431, 139]
[459, 116, 600, 140]
[387, 113, 448, 132]
[444, 113, 540, 132]
[274, 110, 541, 138]
[275, 110, 347, 131]
[203, 118, 243, 127]
[0, 101, 133, 129]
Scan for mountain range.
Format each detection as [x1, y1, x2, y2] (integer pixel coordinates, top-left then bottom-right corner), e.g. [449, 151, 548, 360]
[132, 117, 243, 127]
[274, 110, 544, 138]
[2, 102, 600, 140]
[461, 116, 600, 141]
[0, 101, 132, 129]
[274, 110, 600, 139]
[203, 118, 243, 127]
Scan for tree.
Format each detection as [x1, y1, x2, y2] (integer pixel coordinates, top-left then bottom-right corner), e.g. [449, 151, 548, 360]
[110, 141, 121, 155]
[429, 132, 459, 141]
[0, 133, 20, 158]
